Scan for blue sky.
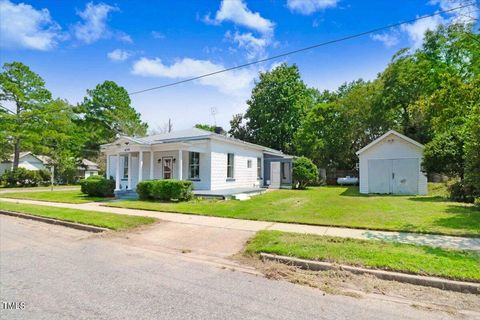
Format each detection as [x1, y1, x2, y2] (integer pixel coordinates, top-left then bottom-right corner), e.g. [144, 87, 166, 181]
[0, 0, 478, 131]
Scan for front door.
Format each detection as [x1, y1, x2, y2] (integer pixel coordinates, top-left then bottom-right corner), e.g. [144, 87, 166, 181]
[270, 161, 281, 189]
[163, 157, 173, 179]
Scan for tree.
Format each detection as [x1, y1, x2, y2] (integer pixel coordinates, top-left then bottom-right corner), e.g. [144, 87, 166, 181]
[0, 62, 52, 168]
[194, 124, 226, 134]
[77, 80, 148, 155]
[464, 103, 480, 197]
[228, 113, 252, 141]
[244, 64, 313, 154]
[292, 156, 318, 189]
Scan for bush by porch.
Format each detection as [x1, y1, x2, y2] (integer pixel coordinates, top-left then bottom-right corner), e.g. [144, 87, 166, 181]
[137, 179, 193, 201]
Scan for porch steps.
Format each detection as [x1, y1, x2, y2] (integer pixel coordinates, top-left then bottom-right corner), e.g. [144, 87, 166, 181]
[114, 190, 139, 200]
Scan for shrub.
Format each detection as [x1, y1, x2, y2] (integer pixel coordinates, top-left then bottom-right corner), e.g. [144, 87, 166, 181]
[37, 169, 52, 185]
[80, 176, 115, 197]
[446, 179, 475, 203]
[136, 181, 153, 200]
[292, 157, 319, 189]
[1, 168, 44, 187]
[136, 180, 193, 201]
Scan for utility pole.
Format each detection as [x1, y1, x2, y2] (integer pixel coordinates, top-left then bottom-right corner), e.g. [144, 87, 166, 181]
[168, 118, 172, 133]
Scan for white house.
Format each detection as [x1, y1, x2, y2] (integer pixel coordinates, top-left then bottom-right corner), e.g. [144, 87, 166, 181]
[0, 152, 99, 180]
[101, 128, 293, 196]
[0, 152, 52, 174]
[356, 130, 427, 195]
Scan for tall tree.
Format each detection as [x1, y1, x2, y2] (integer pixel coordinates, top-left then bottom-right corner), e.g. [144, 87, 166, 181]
[0, 62, 52, 168]
[228, 113, 252, 141]
[244, 64, 312, 154]
[77, 80, 148, 155]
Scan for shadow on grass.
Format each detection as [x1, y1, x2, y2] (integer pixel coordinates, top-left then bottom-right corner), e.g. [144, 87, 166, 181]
[339, 187, 370, 197]
[408, 196, 449, 203]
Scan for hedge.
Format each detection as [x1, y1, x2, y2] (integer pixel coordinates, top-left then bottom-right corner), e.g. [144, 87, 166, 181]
[136, 180, 193, 201]
[1, 168, 51, 187]
[80, 176, 115, 197]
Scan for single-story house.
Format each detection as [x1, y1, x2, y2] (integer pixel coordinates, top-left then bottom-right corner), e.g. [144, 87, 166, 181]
[78, 159, 100, 179]
[0, 152, 99, 179]
[0, 152, 52, 174]
[101, 128, 293, 195]
[356, 130, 427, 195]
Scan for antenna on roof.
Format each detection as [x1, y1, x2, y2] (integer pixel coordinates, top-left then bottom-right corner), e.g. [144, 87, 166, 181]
[210, 107, 218, 126]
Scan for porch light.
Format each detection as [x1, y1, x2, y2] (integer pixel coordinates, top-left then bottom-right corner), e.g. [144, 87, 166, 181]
[157, 158, 162, 163]
[173, 158, 176, 163]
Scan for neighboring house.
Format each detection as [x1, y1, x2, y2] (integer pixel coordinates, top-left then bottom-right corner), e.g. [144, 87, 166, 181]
[78, 159, 100, 179]
[356, 130, 427, 195]
[0, 152, 52, 174]
[0, 152, 99, 179]
[101, 128, 293, 193]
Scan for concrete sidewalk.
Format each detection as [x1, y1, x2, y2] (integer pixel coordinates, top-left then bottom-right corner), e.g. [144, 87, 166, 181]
[1, 197, 479, 251]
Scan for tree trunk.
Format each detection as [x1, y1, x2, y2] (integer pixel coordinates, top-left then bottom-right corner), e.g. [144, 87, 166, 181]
[12, 138, 20, 170]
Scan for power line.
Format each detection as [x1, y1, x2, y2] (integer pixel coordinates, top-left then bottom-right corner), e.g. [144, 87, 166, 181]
[128, 1, 477, 96]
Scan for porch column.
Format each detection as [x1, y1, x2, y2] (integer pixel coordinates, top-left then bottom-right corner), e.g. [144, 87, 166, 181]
[127, 153, 132, 189]
[138, 151, 143, 182]
[115, 154, 120, 191]
[106, 154, 110, 179]
[178, 150, 183, 180]
[149, 151, 154, 179]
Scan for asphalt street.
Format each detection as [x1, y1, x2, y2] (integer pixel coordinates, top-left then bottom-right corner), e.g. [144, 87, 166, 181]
[0, 216, 476, 320]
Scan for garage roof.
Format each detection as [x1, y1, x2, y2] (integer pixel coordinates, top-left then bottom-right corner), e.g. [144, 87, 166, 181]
[356, 130, 424, 156]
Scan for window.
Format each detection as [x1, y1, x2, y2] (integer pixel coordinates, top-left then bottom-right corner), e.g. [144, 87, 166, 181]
[282, 162, 289, 180]
[227, 153, 234, 179]
[189, 152, 200, 179]
[257, 158, 262, 179]
[123, 155, 129, 179]
[247, 159, 252, 168]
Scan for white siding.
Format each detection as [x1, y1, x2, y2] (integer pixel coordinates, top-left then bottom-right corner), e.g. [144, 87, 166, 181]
[358, 133, 427, 195]
[181, 150, 211, 190]
[209, 140, 262, 190]
[0, 163, 11, 174]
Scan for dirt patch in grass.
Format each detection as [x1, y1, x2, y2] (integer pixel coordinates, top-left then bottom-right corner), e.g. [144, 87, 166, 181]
[234, 254, 480, 316]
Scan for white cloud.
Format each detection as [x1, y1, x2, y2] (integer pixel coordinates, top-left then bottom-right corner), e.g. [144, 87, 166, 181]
[73, 2, 123, 44]
[0, 0, 64, 50]
[287, 0, 338, 15]
[205, 0, 274, 35]
[370, 32, 400, 48]
[225, 31, 268, 60]
[131, 57, 256, 95]
[117, 32, 133, 43]
[107, 49, 131, 61]
[400, 15, 444, 49]
[430, 0, 479, 23]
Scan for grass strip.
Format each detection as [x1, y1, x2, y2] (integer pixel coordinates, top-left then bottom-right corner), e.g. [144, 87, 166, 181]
[0, 202, 156, 231]
[0, 190, 105, 204]
[245, 230, 480, 282]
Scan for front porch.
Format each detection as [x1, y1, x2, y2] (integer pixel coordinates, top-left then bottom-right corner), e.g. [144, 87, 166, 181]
[105, 140, 209, 193]
[115, 186, 266, 200]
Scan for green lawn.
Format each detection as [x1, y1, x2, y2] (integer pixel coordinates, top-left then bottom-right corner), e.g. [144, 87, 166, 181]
[106, 186, 480, 237]
[0, 190, 106, 204]
[245, 230, 480, 282]
[0, 202, 156, 231]
[0, 185, 80, 191]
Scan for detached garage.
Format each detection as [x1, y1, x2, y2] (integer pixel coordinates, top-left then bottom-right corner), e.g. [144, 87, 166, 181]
[356, 130, 427, 195]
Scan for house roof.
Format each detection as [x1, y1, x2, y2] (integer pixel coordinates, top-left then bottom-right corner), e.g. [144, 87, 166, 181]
[7, 152, 52, 165]
[356, 130, 424, 156]
[79, 159, 99, 171]
[102, 128, 290, 157]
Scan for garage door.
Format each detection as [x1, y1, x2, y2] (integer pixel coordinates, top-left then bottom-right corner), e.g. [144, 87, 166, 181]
[368, 158, 419, 195]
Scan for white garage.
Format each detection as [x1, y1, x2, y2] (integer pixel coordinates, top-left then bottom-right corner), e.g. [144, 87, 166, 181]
[356, 130, 428, 195]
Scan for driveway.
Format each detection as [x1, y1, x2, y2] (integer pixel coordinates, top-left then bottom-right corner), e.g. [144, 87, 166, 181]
[2, 215, 478, 320]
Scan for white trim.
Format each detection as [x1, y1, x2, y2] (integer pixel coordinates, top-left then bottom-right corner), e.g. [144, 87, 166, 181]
[356, 130, 424, 156]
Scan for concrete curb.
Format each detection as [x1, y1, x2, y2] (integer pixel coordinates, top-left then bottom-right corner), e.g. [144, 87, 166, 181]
[260, 253, 480, 294]
[0, 210, 109, 233]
